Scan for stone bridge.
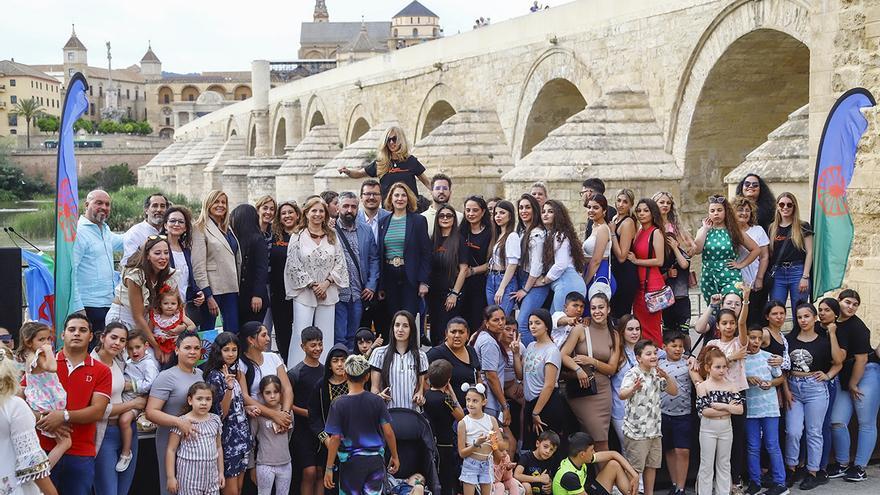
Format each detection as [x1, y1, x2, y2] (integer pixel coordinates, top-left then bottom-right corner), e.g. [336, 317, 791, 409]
[138, 0, 880, 333]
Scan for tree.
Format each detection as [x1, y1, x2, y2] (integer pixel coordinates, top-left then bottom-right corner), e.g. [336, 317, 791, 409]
[36, 115, 59, 134]
[73, 118, 95, 134]
[11, 98, 45, 148]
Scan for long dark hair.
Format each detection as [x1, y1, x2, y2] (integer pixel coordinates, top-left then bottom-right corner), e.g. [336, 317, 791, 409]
[541, 200, 586, 273]
[380, 311, 421, 396]
[238, 321, 265, 391]
[160, 206, 193, 250]
[125, 236, 175, 308]
[461, 196, 495, 254]
[635, 198, 664, 231]
[432, 204, 462, 285]
[202, 331, 239, 375]
[517, 194, 544, 275]
[493, 200, 516, 268]
[469, 305, 508, 364]
[735, 173, 776, 229]
[231, 204, 263, 260]
[790, 302, 818, 340]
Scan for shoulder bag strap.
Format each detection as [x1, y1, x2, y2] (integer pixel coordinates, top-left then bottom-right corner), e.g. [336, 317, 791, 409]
[335, 224, 364, 287]
[644, 228, 657, 293]
[583, 324, 593, 359]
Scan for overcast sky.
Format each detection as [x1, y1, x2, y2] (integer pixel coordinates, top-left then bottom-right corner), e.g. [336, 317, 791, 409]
[1, 0, 563, 73]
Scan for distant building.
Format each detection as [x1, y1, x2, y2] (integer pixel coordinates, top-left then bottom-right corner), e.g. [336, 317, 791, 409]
[0, 60, 62, 138]
[392, 1, 441, 48]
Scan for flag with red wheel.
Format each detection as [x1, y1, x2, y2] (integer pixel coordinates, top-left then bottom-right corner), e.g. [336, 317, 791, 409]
[811, 88, 875, 300]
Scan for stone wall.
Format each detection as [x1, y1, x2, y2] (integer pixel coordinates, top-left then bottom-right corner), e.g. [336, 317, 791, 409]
[10, 149, 157, 181]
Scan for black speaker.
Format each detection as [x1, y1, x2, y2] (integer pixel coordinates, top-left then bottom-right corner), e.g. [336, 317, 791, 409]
[0, 248, 23, 336]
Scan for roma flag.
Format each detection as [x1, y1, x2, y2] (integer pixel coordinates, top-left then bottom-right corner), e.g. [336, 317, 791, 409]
[54, 73, 89, 336]
[811, 88, 875, 300]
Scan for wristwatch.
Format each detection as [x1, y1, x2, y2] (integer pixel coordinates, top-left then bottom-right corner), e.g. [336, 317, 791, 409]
[63, 410, 70, 422]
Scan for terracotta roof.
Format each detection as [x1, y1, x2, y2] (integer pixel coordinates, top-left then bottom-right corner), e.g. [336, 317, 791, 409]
[394, 1, 438, 18]
[0, 60, 59, 83]
[300, 21, 390, 46]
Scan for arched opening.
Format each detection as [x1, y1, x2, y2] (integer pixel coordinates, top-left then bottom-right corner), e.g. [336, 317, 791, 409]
[248, 125, 257, 156]
[234, 85, 252, 100]
[274, 117, 287, 155]
[230, 129, 237, 137]
[157, 86, 173, 104]
[206, 85, 227, 97]
[181, 85, 200, 102]
[421, 100, 456, 138]
[682, 29, 809, 214]
[309, 111, 325, 130]
[349, 117, 370, 144]
[304, 50, 323, 59]
[158, 128, 174, 139]
[520, 78, 586, 158]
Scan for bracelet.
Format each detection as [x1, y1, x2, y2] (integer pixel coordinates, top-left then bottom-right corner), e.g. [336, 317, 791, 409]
[801, 276, 809, 279]
[448, 289, 460, 297]
[532, 412, 541, 417]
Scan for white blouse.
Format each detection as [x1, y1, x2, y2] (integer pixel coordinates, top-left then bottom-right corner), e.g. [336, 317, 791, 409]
[489, 232, 522, 268]
[545, 234, 574, 282]
[521, 229, 546, 278]
[284, 230, 349, 307]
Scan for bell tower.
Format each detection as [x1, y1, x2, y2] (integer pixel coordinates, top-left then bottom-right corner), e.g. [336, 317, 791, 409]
[314, 0, 329, 22]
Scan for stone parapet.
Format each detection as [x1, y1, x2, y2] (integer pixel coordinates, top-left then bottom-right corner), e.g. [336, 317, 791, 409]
[275, 124, 342, 201]
[247, 158, 286, 203]
[314, 121, 398, 195]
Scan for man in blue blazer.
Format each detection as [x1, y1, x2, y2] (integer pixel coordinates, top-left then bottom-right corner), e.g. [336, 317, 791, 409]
[356, 179, 391, 336]
[335, 191, 381, 349]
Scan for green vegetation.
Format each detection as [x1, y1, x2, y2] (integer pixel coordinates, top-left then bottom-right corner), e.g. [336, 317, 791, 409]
[96, 118, 153, 135]
[10, 98, 44, 148]
[0, 142, 52, 201]
[11, 186, 201, 239]
[79, 163, 137, 193]
[73, 118, 95, 134]
[36, 115, 59, 134]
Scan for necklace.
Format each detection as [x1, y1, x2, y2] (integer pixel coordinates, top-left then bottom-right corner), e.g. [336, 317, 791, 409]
[308, 228, 325, 240]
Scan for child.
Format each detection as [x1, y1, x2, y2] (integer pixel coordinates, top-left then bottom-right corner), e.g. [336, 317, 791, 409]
[323, 355, 399, 495]
[15, 322, 71, 467]
[288, 327, 327, 495]
[389, 473, 427, 495]
[253, 375, 293, 495]
[117, 329, 159, 472]
[744, 326, 787, 495]
[458, 382, 502, 495]
[166, 382, 225, 495]
[308, 344, 350, 493]
[659, 331, 692, 495]
[492, 431, 523, 495]
[618, 340, 678, 495]
[355, 327, 382, 358]
[203, 331, 251, 494]
[150, 288, 196, 362]
[695, 346, 744, 495]
[423, 359, 465, 495]
[550, 292, 586, 350]
[552, 431, 639, 495]
[515, 430, 560, 495]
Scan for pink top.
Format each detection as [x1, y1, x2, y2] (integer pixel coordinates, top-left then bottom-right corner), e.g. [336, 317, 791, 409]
[707, 338, 748, 391]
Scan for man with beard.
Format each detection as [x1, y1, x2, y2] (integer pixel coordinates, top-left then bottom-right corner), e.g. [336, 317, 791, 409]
[581, 178, 616, 239]
[335, 191, 380, 348]
[72, 189, 123, 334]
[120, 192, 168, 265]
[422, 173, 462, 237]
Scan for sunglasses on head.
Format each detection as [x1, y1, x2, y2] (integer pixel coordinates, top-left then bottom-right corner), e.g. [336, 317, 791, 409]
[147, 234, 168, 241]
[386, 136, 398, 145]
[708, 195, 726, 204]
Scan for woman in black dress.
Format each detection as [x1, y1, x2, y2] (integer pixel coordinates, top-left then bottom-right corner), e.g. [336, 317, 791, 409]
[448, 196, 494, 331]
[268, 200, 300, 363]
[427, 204, 462, 346]
[337, 126, 431, 201]
[230, 204, 269, 327]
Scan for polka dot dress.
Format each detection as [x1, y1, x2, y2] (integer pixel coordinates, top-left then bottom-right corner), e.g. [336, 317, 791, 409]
[700, 228, 743, 303]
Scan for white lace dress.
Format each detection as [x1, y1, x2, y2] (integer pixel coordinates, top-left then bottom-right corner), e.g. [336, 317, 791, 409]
[0, 396, 51, 495]
[283, 230, 349, 307]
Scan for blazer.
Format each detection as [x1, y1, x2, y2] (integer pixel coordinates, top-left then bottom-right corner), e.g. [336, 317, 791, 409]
[191, 219, 242, 298]
[377, 212, 431, 289]
[169, 246, 199, 302]
[357, 208, 390, 243]
[237, 233, 269, 302]
[336, 221, 380, 292]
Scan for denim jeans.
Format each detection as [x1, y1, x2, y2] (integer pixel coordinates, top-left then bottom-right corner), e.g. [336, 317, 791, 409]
[202, 292, 240, 333]
[770, 263, 808, 309]
[831, 362, 880, 467]
[785, 376, 829, 471]
[51, 454, 96, 495]
[485, 271, 519, 316]
[746, 416, 785, 486]
[515, 272, 550, 346]
[334, 298, 363, 350]
[94, 424, 139, 495]
[821, 377, 837, 469]
[550, 266, 586, 313]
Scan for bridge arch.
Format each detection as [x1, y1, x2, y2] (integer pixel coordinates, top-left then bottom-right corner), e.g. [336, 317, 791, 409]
[414, 83, 460, 141]
[274, 118, 287, 156]
[345, 104, 372, 144]
[304, 94, 329, 135]
[669, 0, 811, 214]
[512, 48, 601, 159]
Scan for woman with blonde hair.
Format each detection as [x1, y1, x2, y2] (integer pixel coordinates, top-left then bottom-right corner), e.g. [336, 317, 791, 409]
[652, 191, 695, 252]
[192, 190, 242, 332]
[768, 192, 813, 309]
[337, 126, 430, 201]
[284, 196, 349, 364]
[610, 188, 639, 318]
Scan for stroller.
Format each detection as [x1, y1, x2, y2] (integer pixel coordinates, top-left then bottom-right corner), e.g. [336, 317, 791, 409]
[384, 408, 441, 495]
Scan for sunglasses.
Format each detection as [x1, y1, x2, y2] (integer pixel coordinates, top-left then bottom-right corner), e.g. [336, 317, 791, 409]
[147, 234, 168, 241]
[777, 201, 794, 209]
[386, 136, 398, 145]
[708, 195, 726, 204]
[438, 213, 455, 220]
[743, 180, 760, 188]
[0, 335, 12, 343]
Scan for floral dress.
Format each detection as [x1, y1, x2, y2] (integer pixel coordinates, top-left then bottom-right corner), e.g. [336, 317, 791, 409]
[23, 349, 66, 414]
[206, 369, 252, 478]
[700, 228, 743, 304]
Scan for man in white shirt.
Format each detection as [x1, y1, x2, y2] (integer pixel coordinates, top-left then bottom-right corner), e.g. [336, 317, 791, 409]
[422, 173, 463, 237]
[120, 192, 168, 266]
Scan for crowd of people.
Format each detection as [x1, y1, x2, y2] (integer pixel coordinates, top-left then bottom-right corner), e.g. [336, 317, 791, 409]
[0, 124, 878, 495]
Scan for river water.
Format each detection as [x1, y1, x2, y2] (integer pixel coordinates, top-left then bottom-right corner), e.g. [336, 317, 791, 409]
[0, 200, 53, 251]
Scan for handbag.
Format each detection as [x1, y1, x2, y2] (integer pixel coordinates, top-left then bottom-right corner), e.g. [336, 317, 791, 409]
[565, 323, 599, 398]
[587, 225, 614, 300]
[643, 228, 674, 313]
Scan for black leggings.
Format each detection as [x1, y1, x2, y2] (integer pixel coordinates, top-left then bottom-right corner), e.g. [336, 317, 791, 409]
[523, 390, 568, 450]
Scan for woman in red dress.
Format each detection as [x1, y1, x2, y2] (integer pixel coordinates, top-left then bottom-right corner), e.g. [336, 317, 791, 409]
[627, 198, 666, 345]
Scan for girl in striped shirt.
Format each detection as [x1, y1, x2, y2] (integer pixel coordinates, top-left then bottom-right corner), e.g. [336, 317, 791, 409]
[166, 382, 225, 495]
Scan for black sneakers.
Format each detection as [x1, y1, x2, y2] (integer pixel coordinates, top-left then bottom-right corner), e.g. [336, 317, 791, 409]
[764, 484, 790, 495]
[786, 467, 806, 488]
[815, 469, 829, 485]
[799, 474, 820, 491]
[745, 481, 762, 495]
[843, 465, 867, 482]
[826, 462, 847, 479]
